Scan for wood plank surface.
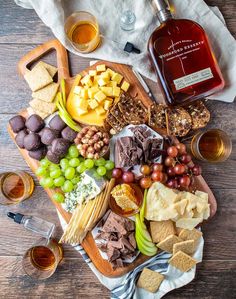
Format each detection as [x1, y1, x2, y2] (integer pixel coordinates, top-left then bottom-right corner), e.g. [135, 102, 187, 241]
[0, 0, 236, 298]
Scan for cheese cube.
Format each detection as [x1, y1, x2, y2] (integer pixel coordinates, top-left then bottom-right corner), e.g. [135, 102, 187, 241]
[89, 70, 97, 76]
[76, 96, 88, 111]
[112, 86, 121, 97]
[74, 86, 82, 95]
[88, 99, 99, 109]
[107, 81, 117, 87]
[80, 88, 88, 100]
[88, 86, 100, 98]
[114, 97, 120, 104]
[121, 81, 130, 92]
[100, 87, 113, 97]
[104, 100, 112, 110]
[94, 91, 106, 103]
[100, 71, 110, 79]
[96, 64, 106, 72]
[107, 68, 115, 76]
[98, 77, 110, 86]
[95, 105, 106, 115]
[81, 75, 93, 87]
[77, 108, 88, 116]
[111, 73, 123, 84]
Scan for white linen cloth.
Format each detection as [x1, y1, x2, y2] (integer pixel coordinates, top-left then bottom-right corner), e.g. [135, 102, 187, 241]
[15, 0, 236, 102]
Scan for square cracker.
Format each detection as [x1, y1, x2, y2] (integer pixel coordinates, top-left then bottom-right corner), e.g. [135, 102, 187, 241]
[156, 235, 182, 253]
[173, 240, 195, 255]
[34, 61, 57, 77]
[168, 251, 197, 272]
[32, 82, 59, 102]
[150, 220, 176, 243]
[137, 268, 164, 293]
[179, 228, 202, 248]
[29, 98, 57, 115]
[24, 65, 53, 91]
[26, 106, 50, 119]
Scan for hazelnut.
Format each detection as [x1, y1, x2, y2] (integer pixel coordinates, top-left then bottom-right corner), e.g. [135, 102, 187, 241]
[103, 138, 109, 145]
[98, 140, 104, 147]
[88, 139, 95, 145]
[93, 134, 100, 142]
[87, 146, 95, 154]
[81, 137, 89, 144]
[87, 153, 94, 159]
[82, 144, 88, 150]
[80, 149, 86, 157]
[101, 145, 109, 154]
[94, 153, 100, 159]
[94, 143, 101, 151]
[77, 144, 83, 151]
[103, 132, 109, 139]
[97, 132, 103, 138]
[82, 127, 89, 133]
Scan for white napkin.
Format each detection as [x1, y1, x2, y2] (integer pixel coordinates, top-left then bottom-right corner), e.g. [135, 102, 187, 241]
[15, 0, 236, 102]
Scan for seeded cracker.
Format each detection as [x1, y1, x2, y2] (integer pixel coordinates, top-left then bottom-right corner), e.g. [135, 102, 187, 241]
[156, 234, 182, 253]
[24, 64, 53, 92]
[137, 268, 164, 293]
[106, 113, 123, 133]
[32, 82, 59, 102]
[186, 100, 210, 129]
[169, 251, 197, 272]
[148, 103, 167, 128]
[166, 107, 192, 137]
[109, 103, 128, 125]
[179, 228, 202, 249]
[173, 240, 195, 255]
[34, 61, 58, 78]
[150, 220, 176, 243]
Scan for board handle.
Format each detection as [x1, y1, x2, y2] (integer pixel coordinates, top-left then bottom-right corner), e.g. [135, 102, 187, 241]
[18, 39, 70, 80]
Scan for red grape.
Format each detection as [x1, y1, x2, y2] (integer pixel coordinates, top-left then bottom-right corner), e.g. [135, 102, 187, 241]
[151, 171, 164, 182]
[174, 164, 186, 175]
[192, 165, 202, 176]
[167, 146, 178, 157]
[179, 175, 191, 187]
[140, 177, 152, 189]
[167, 167, 176, 177]
[167, 179, 178, 189]
[122, 171, 135, 183]
[165, 156, 175, 167]
[112, 168, 123, 179]
[140, 165, 151, 176]
[152, 163, 163, 172]
[161, 173, 168, 184]
[180, 154, 192, 164]
[176, 143, 187, 154]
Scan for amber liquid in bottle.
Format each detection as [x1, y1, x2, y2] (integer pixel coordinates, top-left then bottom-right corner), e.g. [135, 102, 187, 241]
[148, 1, 225, 105]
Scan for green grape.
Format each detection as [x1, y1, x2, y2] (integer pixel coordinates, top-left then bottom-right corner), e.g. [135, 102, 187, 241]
[63, 180, 74, 193]
[44, 177, 54, 188]
[71, 176, 80, 185]
[104, 160, 115, 170]
[69, 158, 80, 167]
[36, 166, 48, 177]
[79, 157, 85, 163]
[65, 153, 71, 159]
[61, 185, 66, 193]
[69, 145, 79, 158]
[95, 157, 106, 166]
[84, 159, 94, 169]
[96, 166, 107, 176]
[60, 158, 69, 170]
[65, 167, 75, 179]
[39, 177, 48, 187]
[49, 163, 60, 171]
[54, 176, 65, 187]
[50, 168, 62, 178]
[53, 192, 65, 203]
[40, 158, 50, 168]
[76, 162, 86, 174]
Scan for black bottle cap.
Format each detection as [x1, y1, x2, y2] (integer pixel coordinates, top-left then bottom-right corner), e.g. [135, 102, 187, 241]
[124, 42, 141, 54]
[7, 212, 24, 224]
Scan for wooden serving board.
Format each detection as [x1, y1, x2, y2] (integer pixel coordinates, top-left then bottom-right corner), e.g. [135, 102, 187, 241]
[8, 39, 217, 278]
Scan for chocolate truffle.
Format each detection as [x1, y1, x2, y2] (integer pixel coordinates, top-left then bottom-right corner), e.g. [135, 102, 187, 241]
[40, 127, 59, 145]
[46, 150, 61, 164]
[51, 138, 70, 156]
[61, 126, 77, 142]
[28, 146, 47, 161]
[25, 114, 45, 132]
[9, 115, 26, 133]
[15, 129, 28, 148]
[49, 115, 66, 131]
[23, 132, 41, 151]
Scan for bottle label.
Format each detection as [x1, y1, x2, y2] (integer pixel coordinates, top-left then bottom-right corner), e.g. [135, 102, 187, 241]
[173, 67, 213, 91]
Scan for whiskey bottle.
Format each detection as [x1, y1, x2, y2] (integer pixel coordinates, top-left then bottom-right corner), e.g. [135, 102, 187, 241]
[148, 0, 225, 105]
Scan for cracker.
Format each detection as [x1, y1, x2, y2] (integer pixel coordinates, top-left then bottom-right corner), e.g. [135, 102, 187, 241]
[186, 100, 210, 130]
[29, 98, 57, 115]
[168, 251, 197, 272]
[32, 82, 59, 102]
[173, 240, 195, 255]
[175, 226, 183, 236]
[156, 235, 182, 253]
[34, 61, 58, 77]
[24, 65, 53, 91]
[109, 103, 128, 125]
[137, 268, 164, 293]
[166, 107, 192, 137]
[179, 228, 202, 249]
[26, 107, 50, 119]
[150, 220, 176, 243]
[106, 113, 124, 133]
[148, 103, 166, 128]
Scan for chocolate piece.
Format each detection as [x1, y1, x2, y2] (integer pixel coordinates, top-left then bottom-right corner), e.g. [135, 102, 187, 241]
[25, 114, 45, 132]
[49, 114, 66, 131]
[28, 146, 47, 161]
[61, 126, 77, 142]
[23, 132, 41, 151]
[46, 150, 61, 164]
[51, 138, 70, 156]
[40, 127, 59, 145]
[9, 115, 26, 133]
[15, 129, 28, 148]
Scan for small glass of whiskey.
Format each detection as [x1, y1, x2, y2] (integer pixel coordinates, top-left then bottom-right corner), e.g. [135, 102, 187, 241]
[64, 11, 100, 53]
[22, 238, 63, 280]
[0, 171, 34, 205]
[191, 129, 232, 162]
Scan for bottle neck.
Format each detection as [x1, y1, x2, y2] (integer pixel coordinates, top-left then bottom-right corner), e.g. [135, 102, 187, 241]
[152, 0, 173, 23]
[157, 9, 172, 23]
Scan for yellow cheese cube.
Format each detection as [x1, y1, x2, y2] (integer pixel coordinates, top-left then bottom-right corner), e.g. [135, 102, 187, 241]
[114, 97, 120, 104]
[111, 73, 123, 84]
[76, 96, 88, 111]
[74, 86, 82, 95]
[77, 108, 88, 116]
[104, 100, 112, 111]
[94, 91, 107, 103]
[107, 81, 117, 87]
[96, 64, 106, 72]
[98, 77, 110, 86]
[100, 87, 113, 97]
[107, 68, 115, 76]
[95, 105, 106, 115]
[88, 99, 99, 109]
[80, 88, 88, 100]
[112, 86, 121, 97]
[81, 75, 93, 87]
[88, 86, 100, 98]
[121, 81, 130, 92]
[100, 71, 110, 79]
[89, 70, 97, 76]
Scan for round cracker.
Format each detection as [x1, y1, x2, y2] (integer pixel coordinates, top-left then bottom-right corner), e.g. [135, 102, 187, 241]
[166, 107, 192, 137]
[186, 100, 210, 130]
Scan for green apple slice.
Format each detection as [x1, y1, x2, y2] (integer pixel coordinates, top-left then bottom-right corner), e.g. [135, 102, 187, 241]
[136, 234, 157, 256]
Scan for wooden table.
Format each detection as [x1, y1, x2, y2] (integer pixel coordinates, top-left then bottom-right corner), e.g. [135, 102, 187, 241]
[0, 0, 235, 298]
